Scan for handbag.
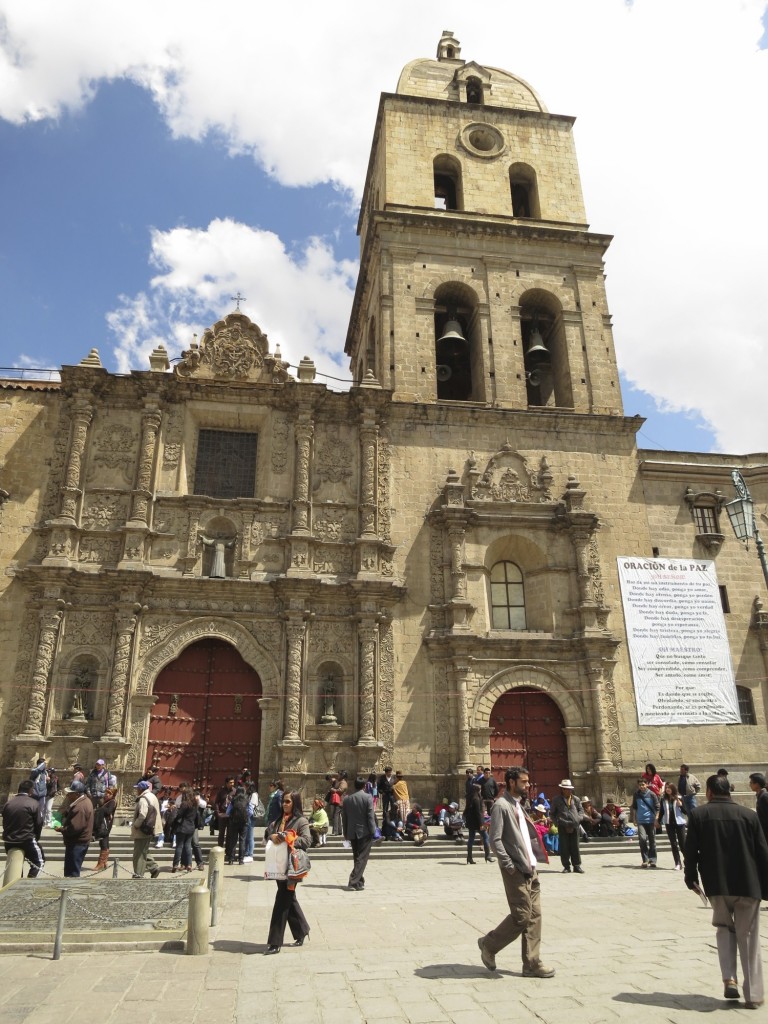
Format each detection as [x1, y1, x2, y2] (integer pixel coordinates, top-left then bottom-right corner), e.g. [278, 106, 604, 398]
[286, 846, 311, 881]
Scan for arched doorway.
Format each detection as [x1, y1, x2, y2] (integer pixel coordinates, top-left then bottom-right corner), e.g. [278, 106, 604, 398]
[147, 638, 262, 798]
[489, 687, 568, 798]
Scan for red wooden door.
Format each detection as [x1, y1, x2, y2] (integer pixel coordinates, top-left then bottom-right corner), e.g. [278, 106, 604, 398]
[489, 687, 568, 800]
[147, 639, 262, 800]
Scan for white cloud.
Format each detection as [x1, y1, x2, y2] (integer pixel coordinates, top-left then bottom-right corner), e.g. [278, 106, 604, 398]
[107, 219, 357, 384]
[2, 0, 768, 451]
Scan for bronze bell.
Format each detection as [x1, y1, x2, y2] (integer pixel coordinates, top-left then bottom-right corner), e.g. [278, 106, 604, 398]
[525, 321, 549, 363]
[436, 318, 467, 359]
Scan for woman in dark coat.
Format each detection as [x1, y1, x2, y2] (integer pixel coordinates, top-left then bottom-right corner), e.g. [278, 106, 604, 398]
[172, 789, 197, 872]
[92, 786, 116, 872]
[265, 790, 311, 954]
[464, 782, 493, 864]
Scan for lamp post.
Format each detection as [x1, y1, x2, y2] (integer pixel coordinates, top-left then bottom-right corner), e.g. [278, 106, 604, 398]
[725, 469, 768, 589]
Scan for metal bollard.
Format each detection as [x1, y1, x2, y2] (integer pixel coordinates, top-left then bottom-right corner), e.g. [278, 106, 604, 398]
[186, 880, 210, 955]
[2, 848, 25, 888]
[52, 889, 68, 960]
[209, 868, 219, 926]
[112, 858, 119, 879]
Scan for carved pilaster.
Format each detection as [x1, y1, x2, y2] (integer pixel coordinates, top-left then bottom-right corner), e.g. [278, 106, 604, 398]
[103, 609, 140, 739]
[21, 603, 66, 736]
[283, 619, 306, 741]
[129, 406, 161, 524]
[451, 661, 472, 771]
[447, 523, 466, 600]
[60, 399, 93, 522]
[359, 423, 378, 538]
[586, 661, 618, 770]
[292, 418, 313, 534]
[357, 621, 378, 741]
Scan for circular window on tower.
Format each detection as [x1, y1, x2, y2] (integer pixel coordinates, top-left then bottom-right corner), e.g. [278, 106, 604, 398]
[459, 122, 506, 159]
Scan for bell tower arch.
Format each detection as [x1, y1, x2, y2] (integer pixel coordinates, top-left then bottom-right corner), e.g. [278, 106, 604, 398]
[346, 33, 622, 417]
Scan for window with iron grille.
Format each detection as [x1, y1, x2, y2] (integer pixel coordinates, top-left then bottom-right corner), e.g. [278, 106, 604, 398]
[737, 685, 757, 726]
[489, 561, 526, 630]
[194, 429, 257, 499]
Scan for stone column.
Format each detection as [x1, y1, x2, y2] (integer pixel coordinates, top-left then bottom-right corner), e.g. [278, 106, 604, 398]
[60, 399, 93, 522]
[103, 611, 139, 739]
[129, 406, 161, 524]
[359, 423, 378, 538]
[283, 619, 305, 741]
[452, 661, 472, 771]
[586, 662, 615, 769]
[291, 418, 313, 534]
[21, 603, 65, 736]
[357, 621, 378, 741]
[447, 523, 466, 600]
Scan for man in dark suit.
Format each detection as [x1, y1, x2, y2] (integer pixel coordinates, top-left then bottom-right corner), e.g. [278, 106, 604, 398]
[685, 774, 768, 1010]
[342, 776, 377, 891]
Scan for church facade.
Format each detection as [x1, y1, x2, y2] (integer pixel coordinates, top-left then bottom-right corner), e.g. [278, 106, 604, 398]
[1, 33, 766, 806]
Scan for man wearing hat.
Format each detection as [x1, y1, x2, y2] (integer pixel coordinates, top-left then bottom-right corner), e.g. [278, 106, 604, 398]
[549, 780, 585, 874]
[131, 780, 161, 879]
[85, 758, 117, 805]
[55, 781, 93, 877]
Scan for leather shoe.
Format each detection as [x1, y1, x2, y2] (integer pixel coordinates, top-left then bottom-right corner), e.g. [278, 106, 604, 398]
[264, 945, 280, 955]
[561, 867, 571, 873]
[573, 866, 584, 874]
[291, 935, 308, 947]
[724, 980, 739, 1000]
[523, 962, 556, 979]
[477, 937, 496, 972]
[745, 1001, 764, 1009]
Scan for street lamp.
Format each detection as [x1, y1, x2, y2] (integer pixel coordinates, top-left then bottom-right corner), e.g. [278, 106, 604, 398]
[725, 469, 768, 589]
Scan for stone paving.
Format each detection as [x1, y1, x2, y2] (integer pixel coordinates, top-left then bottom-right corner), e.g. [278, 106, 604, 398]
[0, 842, 765, 1023]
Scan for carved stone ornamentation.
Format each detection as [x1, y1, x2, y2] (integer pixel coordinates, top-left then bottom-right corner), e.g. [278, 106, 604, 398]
[271, 415, 289, 474]
[175, 312, 293, 383]
[64, 613, 113, 649]
[314, 427, 354, 493]
[78, 537, 121, 565]
[0, 610, 40, 766]
[88, 422, 138, 486]
[81, 494, 128, 530]
[139, 620, 177, 656]
[313, 545, 353, 576]
[60, 400, 93, 520]
[469, 445, 550, 504]
[283, 621, 305, 741]
[357, 623, 377, 741]
[429, 528, 447, 629]
[22, 605, 65, 736]
[309, 621, 354, 655]
[377, 620, 395, 765]
[103, 612, 139, 738]
[378, 437, 393, 544]
[313, 508, 355, 542]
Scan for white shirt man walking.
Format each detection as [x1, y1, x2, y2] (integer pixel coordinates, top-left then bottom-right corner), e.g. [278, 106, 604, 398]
[477, 765, 554, 978]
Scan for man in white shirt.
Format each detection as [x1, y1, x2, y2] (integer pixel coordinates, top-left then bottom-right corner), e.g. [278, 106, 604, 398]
[477, 765, 554, 978]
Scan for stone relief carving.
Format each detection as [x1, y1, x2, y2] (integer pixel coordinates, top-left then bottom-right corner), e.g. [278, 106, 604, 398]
[588, 536, 605, 605]
[64, 613, 113, 648]
[309, 621, 353, 655]
[378, 621, 395, 764]
[429, 529, 447, 629]
[313, 545, 353, 576]
[161, 407, 184, 470]
[39, 410, 71, 525]
[271, 415, 289, 474]
[175, 312, 292, 383]
[468, 445, 551, 504]
[248, 620, 282, 658]
[87, 422, 138, 485]
[78, 537, 121, 565]
[313, 427, 354, 494]
[378, 438, 393, 544]
[313, 508, 355, 542]
[81, 494, 128, 530]
[139, 620, 177, 656]
[124, 716, 146, 772]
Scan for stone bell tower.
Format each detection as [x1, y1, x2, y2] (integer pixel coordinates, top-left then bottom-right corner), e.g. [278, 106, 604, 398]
[346, 30, 622, 417]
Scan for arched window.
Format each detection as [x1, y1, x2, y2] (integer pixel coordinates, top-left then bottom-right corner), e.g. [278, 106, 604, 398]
[490, 561, 526, 629]
[737, 685, 757, 725]
[509, 162, 540, 219]
[466, 77, 483, 104]
[434, 155, 463, 211]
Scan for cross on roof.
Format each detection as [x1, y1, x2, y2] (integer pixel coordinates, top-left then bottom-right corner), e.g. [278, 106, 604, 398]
[231, 292, 246, 312]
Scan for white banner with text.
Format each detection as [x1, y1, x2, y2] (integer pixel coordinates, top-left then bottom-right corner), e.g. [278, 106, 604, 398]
[617, 557, 740, 725]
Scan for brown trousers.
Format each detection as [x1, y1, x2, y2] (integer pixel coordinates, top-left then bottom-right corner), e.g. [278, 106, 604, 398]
[482, 867, 542, 968]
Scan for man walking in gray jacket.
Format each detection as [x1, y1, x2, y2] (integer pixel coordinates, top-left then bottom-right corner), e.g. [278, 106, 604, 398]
[477, 765, 554, 978]
[342, 777, 377, 891]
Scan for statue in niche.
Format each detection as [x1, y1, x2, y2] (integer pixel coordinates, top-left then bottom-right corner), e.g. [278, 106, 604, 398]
[320, 677, 339, 725]
[200, 534, 235, 578]
[67, 666, 94, 721]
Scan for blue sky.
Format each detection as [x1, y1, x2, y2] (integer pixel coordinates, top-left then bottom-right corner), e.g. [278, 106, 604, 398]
[1, 1, 766, 455]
